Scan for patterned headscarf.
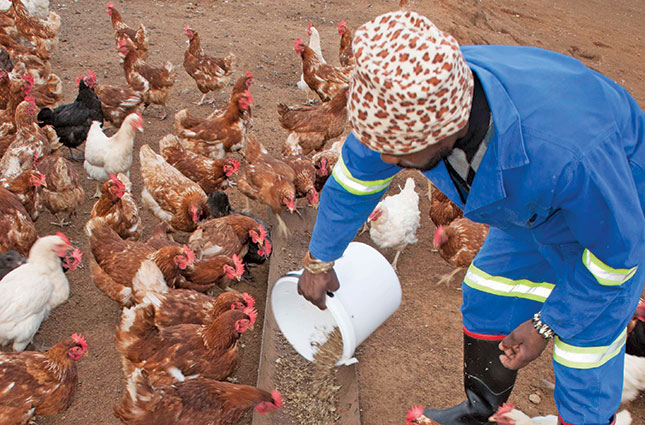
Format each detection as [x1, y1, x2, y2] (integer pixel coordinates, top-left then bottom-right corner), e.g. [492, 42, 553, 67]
[348, 11, 474, 155]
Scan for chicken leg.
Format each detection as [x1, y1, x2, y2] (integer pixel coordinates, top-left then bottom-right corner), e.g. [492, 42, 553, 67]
[50, 213, 72, 227]
[391, 247, 405, 272]
[436, 267, 465, 287]
[275, 213, 290, 238]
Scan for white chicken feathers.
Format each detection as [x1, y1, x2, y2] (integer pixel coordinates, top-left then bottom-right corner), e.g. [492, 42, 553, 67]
[367, 177, 420, 270]
[83, 113, 143, 183]
[623, 353, 645, 403]
[490, 406, 632, 425]
[0, 235, 71, 352]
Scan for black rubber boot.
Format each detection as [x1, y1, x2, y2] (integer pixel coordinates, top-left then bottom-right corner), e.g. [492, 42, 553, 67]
[423, 333, 517, 425]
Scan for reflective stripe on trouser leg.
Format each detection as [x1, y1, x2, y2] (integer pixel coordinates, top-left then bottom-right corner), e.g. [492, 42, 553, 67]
[553, 341, 624, 425]
[461, 227, 556, 336]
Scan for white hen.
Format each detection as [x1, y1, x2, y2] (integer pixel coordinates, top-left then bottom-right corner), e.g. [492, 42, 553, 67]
[0, 234, 80, 351]
[83, 113, 143, 197]
[367, 177, 420, 271]
[489, 403, 631, 425]
[297, 24, 326, 104]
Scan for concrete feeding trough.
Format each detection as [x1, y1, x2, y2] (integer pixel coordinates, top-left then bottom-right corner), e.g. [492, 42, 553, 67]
[253, 208, 361, 425]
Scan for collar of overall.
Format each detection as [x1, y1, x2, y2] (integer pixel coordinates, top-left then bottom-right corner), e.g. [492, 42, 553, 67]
[444, 72, 493, 204]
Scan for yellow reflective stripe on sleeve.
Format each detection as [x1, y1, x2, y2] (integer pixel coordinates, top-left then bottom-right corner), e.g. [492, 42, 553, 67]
[331, 155, 393, 195]
[463, 264, 555, 303]
[553, 329, 626, 369]
[583, 249, 637, 286]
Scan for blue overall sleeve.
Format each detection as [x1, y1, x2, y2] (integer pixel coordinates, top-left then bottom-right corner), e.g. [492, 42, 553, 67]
[308, 133, 401, 262]
[540, 137, 645, 342]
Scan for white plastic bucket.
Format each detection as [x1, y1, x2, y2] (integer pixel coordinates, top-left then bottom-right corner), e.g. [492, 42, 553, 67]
[271, 242, 402, 366]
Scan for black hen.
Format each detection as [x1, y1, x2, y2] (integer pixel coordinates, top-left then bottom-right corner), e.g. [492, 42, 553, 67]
[207, 191, 272, 266]
[0, 250, 27, 280]
[37, 77, 103, 161]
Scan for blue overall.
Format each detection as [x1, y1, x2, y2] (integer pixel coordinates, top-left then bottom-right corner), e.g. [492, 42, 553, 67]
[308, 46, 645, 424]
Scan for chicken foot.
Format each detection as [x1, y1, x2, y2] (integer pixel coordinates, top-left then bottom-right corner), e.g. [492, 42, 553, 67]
[436, 267, 466, 287]
[275, 213, 291, 238]
[194, 93, 215, 106]
[50, 212, 72, 227]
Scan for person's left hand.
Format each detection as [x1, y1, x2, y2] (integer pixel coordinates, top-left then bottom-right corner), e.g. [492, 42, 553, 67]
[499, 319, 549, 370]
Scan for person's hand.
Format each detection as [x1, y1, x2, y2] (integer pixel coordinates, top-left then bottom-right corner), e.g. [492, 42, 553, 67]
[498, 319, 549, 370]
[297, 268, 340, 310]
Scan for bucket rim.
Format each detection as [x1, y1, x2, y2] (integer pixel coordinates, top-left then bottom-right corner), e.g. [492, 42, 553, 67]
[272, 271, 358, 365]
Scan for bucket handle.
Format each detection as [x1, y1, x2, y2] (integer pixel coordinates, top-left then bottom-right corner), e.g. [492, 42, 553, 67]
[285, 271, 335, 297]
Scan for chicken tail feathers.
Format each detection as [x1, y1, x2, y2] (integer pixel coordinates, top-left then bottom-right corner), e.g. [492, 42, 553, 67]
[115, 304, 158, 355]
[114, 368, 154, 423]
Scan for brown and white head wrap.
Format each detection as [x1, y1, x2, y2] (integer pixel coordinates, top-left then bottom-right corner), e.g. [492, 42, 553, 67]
[348, 11, 474, 155]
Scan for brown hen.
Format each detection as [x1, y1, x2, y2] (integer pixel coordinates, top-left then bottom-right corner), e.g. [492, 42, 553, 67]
[159, 134, 240, 194]
[1, 167, 45, 220]
[337, 21, 355, 67]
[237, 134, 297, 236]
[433, 217, 489, 286]
[35, 153, 85, 227]
[175, 82, 252, 159]
[0, 186, 37, 256]
[115, 368, 281, 425]
[183, 24, 236, 105]
[428, 182, 463, 227]
[139, 144, 209, 232]
[87, 219, 195, 306]
[294, 38, 351, 102]
[278, 85, 348, 156]
[107, 2, 149, 61]
[115, 303, 257, 385]
[0, 334, 87, 425]
[87, 173, 141, 240]
[120, 38, 175, 120]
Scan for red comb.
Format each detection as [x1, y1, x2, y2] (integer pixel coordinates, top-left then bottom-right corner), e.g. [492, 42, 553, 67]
[228, 158, 241, 171]
[257, 225, 267, 241]
[184, 24, 191, 31]
[245, 71, 253, 79]
[338, 20, 347, 28]
[307, 23, 313, 29]
[76, 75, 82, 85]
[255, 389, 283, 414]
[242, 292, 255, 309]
[109, 172, 121, 185]
[56, 232, 71, 246]
[119, 39, 127, 47]
[496, 403, 515, 415]
[271, 390, 282, 408]
[182, 245, 195, 265]
[107, 2, 114, 8]
[406, 405, 424, 424]
[244, 306, 258, 326]
[261, 239, 272, 256]
[87, 69, 97, 83]
[232, 254, 245, 276]
[71, 333, 88, 351]
[294, 38, 304, 50]
[71, 248, 83, 262]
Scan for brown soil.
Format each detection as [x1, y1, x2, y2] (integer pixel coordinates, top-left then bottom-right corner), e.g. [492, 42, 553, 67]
[5, 0, 642, 424]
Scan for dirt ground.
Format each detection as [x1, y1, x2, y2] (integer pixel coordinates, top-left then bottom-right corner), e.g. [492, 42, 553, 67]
[6, 0, 643, 424]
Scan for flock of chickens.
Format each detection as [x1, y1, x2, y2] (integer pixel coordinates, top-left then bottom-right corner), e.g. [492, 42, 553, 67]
[0, 0, 643, 424]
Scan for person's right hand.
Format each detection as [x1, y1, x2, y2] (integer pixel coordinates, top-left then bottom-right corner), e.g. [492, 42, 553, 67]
[297, 268, 340, 310]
